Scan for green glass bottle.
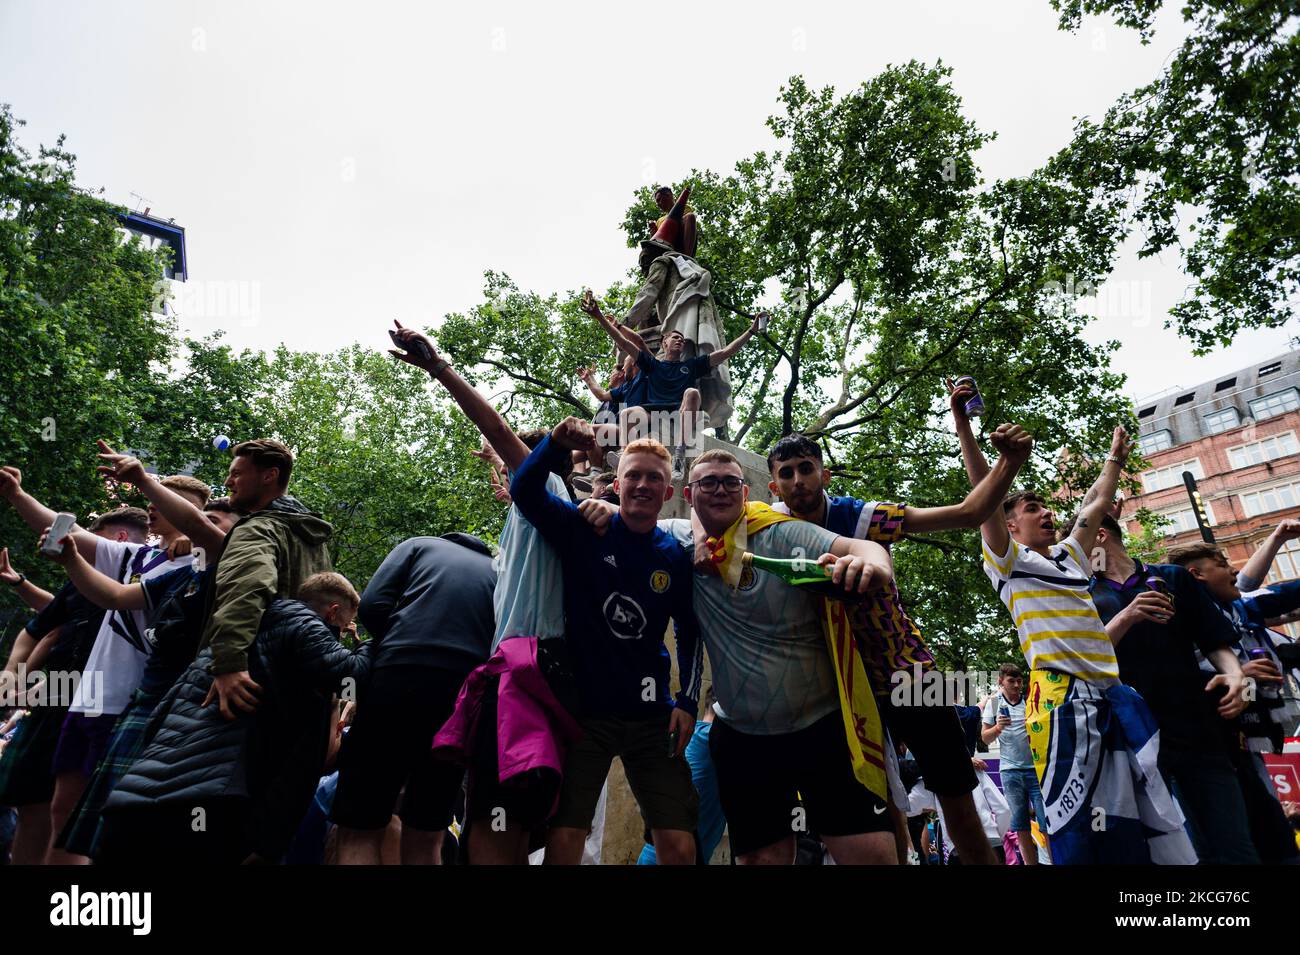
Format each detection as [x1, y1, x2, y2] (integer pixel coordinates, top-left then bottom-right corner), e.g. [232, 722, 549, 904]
[740, 552, 865, 603]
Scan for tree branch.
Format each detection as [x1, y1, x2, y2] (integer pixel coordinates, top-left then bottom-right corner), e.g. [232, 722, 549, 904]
[898, 533, 960, 554]
[816, 268, 1018, 436]
[460, 352, 592, 417]
[733, 354, 782, 445]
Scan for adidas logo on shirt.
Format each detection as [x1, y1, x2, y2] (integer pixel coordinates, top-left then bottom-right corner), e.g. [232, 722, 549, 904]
[604, 555, 618, 568]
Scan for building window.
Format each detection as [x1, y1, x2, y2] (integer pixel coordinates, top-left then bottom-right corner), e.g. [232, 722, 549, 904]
[1139, 430, 1174, 454]
[1160, 503, 1217, 535]
[1203, 407, 1241, 435]
[1227, 431, 1298, 470]
[1240, 481, 1300, 517]
[1248, 389, 1300, 421]
[1267, 537, 1300, 583]
[1141, 459, 1203, 493]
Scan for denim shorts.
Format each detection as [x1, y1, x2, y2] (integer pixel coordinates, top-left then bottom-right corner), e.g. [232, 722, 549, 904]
[1001, 766, 1045, 832]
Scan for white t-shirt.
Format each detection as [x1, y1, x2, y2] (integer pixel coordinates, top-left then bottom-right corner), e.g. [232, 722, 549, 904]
[492, 472, 568, 650]
[982, 533, 1118, 685]
[982, 692, 1032, 769]
[70, 540, 193, 716]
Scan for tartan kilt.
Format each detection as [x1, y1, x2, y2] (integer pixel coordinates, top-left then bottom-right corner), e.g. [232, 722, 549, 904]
[59, 689, 162, 857]
[0, 704, 69, 806]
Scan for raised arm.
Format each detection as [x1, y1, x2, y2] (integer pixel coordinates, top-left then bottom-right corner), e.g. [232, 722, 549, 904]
[388, 320, 532, 472]
[0, 466, 98, 562]
[948, 382, 1008, 556]
[579, 294, 646, 359]
[1237, 519, 1300, 593]
[508, 422, 591, 544]
[708, 314, 762, 367]
[905, 424, 1033, 533]
[610, 322, 648, 358]
[95, 441, 227, 555]
[577, 367, 613, 403]
[0, 465, 63, 535]
[1070, 426, 1134, 557]
[1240, 578, 1300, 621]
[0, 547, 54, 612]
[39, 528, 146, 611]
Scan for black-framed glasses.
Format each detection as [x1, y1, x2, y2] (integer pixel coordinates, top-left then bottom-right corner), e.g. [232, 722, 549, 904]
[689, 475, 745, 494]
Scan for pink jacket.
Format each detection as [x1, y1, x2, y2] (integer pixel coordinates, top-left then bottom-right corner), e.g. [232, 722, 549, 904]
[433, 637, 584, 792]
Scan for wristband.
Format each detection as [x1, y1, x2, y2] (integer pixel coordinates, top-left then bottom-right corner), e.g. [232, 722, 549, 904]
[8, 573, 25, 587]
[1104, 454, 1124, 465]
[429, 359, 450, 377]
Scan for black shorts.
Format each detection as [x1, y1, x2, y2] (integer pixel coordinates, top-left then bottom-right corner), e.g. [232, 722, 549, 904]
[331, 665, 469, 832]
[708, 712, 891, 858]
[878, 696, 977, 797]
[552, 714, 698, 833]
[466, 677, 560, 832]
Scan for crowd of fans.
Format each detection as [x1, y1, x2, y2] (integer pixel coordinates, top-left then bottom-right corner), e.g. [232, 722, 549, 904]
[1, 304, 1299, 865]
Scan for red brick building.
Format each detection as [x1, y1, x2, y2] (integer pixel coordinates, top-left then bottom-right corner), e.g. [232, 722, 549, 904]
[1122, 349, 1300, 636]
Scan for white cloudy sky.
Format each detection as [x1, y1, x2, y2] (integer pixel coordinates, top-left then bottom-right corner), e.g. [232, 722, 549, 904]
[3, 0, 1294, 404]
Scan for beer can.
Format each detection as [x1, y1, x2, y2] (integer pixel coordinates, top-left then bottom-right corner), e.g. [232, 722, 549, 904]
[953, 375, 985, 418]
[1145, 575, 1175, 614]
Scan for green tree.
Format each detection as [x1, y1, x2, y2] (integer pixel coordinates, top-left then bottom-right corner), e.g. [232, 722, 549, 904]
[436, 65, 1142, 668]
[1052, 0, 1299, 351]
[0, 104, 174, 614]
[434, 271, 621, 428]
[0, 91, 516, 636]
[135, 335, 509, 592]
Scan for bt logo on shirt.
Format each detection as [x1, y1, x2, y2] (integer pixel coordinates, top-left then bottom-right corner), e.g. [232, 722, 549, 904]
[603, 592, 647, 640]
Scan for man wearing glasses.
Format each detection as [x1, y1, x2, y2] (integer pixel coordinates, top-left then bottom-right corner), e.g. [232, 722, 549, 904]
[583, 448, 901, 863]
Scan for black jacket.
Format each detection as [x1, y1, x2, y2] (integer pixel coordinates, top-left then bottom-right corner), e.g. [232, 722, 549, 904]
[359, 534, 496, 673]
[104, 598, 370, 861]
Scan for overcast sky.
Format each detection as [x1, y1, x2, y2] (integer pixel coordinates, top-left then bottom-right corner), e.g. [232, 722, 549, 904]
[3, 0, 1295, 403]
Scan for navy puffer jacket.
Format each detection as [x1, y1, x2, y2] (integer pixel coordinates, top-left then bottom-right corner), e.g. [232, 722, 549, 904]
[105, 598, 370, 861]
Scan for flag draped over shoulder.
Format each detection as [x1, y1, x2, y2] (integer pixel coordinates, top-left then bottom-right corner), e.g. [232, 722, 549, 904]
[1025, 668, 1196, 865]
[704, 502, 888, 801]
